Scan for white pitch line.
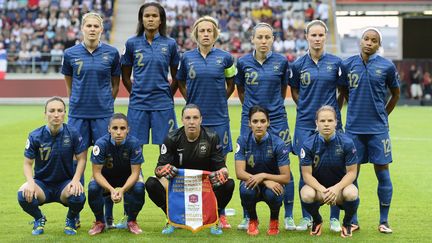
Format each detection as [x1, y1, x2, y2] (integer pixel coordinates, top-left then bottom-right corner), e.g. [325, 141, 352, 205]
[391, 137, 432, 141]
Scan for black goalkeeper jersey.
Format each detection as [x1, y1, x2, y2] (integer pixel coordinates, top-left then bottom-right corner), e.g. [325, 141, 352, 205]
[157, 126, 225, 172]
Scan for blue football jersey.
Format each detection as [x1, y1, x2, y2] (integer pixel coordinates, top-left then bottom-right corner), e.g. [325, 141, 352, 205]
[300, 131, 358, 188]
[121, 33, 180, 110]
[177, 48, 236, 126]
[340, 54, 400, 134]
[24, 124, 86, 183]
[62, 42, 121, 118]
[91, 134, 144, 186]
[289, 52, 343, 130]
[235, 52, 289, 124]
[235, 132, 290, 175]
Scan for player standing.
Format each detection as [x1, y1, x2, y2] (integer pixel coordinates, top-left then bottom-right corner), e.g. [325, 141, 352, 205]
[121, 2, 180, 148]
[176, 16, 236, 228]
[18, 97, 86, 235]
[340, 27, 400, 233]
[235, 22, 295, 231]
[289, 20, 344, 232]
[62, 12, 121, 228]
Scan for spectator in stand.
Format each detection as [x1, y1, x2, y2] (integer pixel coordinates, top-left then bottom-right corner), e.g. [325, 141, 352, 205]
[17, 44, 31, 72]
[304, 4, 315, 22]
[29, 45, 41, 70]
[40, 44, 50, 74]
[409, 64, 423, 99]
[50, 43, 63, 72]
[316, 0, 329, 24]
[423, 71, 432, 99]
[6, 43, 18, 72]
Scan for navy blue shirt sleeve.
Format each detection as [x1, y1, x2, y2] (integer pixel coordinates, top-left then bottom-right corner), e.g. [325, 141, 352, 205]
[120, 39, 133, 66]
[344, 139, 358, 167]
[386, 62, 400, 89]
[90, 140, 106, 165]
[288, 61, 300, 88]
[234, 136, 246, 161]
[300, 141, 314, 166]
[111, 50, 121, 76]
[61, 50, 73, 76]
[170, 41, 180, 67]
[275, 141, 290, 167]
[24, 133, 37, 159]
[130, 139, 144, 165]
[176, 54, 187, 82]
[234, 59, 244, 86]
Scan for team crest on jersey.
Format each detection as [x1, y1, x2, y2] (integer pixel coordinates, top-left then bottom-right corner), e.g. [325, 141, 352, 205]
[313, 155, 320, 168]
[267, 145, 274, 159]
[216, 57, 223, 65]
[376, 69, 382, 76]
[63, 136, 71, 147]
[93, 145, 100, 156]
[160, 44, 168, 54]
[161, 144, 167, 154]
[102, 53, 110, 62]
[25, 139, 30, 149]
[327, 65, 333, 71]
[122, 150, 129, 160]
[300, 148, 306, 159]
[235, 143, 240, 153]
[273, 63, 280, 72]
[199, 143, 207, 154]
[335, 145, 343, 156]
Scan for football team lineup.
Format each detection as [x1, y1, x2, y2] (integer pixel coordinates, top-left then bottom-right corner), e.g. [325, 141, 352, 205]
[6, 1, 432, 242]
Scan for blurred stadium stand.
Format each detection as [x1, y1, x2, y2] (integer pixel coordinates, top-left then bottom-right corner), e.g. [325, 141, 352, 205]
[0, 0, 431, 105]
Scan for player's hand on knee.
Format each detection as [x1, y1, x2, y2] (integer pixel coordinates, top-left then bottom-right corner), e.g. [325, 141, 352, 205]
[209, 168, 228, 188]
[263, 180, 284, 196]
[23, 183, 36, 203]
[156, 164, 178, 179]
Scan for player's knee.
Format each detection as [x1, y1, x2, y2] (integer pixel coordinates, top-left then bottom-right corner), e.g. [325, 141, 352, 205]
[223, 178, 235, 193]
[17, 190, 38, 205]
[343, 185, 358, 202]
[132, 182, 145, 198]
[17, 191, 26, 202]
[145, 177, 163, 194]
[300, 185, 315, 203]
[68, 193, 86, 205]
[263, 190, 283, 208]
[88, 180, 101, 192]
[239, 184, 257, 201]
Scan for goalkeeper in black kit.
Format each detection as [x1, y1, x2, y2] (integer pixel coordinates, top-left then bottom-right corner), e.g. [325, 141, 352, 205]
[145, 104, 235, 235]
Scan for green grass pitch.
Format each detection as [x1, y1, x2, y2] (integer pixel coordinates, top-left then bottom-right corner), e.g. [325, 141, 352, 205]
[0, 104, 431, 242]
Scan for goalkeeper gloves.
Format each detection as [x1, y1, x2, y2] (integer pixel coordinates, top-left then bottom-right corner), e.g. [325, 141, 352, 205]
[155, 164, 178, 179]
[209, 168, 228, 187]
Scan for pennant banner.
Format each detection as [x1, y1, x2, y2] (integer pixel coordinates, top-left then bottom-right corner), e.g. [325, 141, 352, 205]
[167, 169, 218, 233]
